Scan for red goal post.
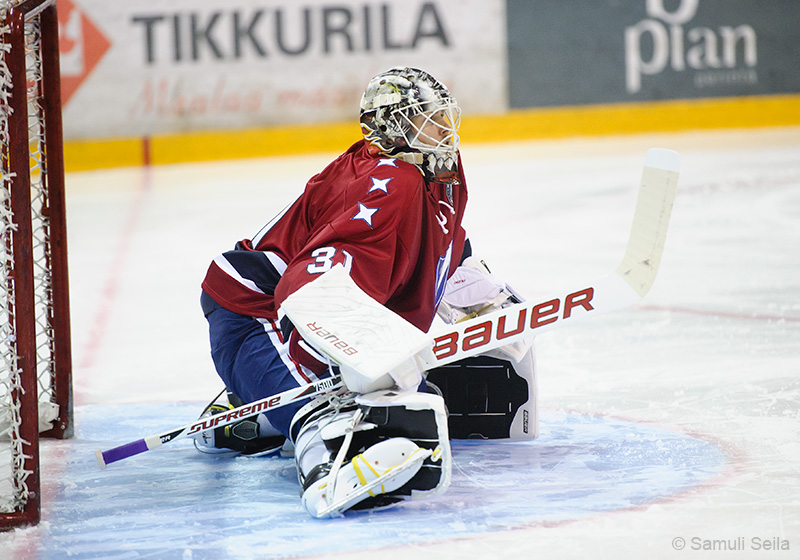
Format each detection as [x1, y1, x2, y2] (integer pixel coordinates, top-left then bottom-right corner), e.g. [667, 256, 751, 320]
[0, 0, 72, 529]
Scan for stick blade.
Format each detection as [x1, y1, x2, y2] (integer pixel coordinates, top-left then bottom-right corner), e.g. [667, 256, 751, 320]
[615, 148, 680, 298]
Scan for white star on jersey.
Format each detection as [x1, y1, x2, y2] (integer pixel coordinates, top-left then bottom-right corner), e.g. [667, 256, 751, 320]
[377, 158, 397, 167]
[351, 202, 379, 228]
[368, 176, 392, 194]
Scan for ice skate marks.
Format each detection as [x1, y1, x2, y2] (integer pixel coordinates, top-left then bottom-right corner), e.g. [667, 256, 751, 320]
[29, 403, 730, 560]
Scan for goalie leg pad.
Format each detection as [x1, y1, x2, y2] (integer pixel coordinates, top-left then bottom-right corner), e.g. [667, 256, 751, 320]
[425, 347, 538, 441]
[292, 390, 451, 518]
[302, 437, 431, 518]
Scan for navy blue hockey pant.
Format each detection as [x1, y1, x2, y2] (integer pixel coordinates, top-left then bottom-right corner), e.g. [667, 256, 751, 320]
[201, 291, 325, 437]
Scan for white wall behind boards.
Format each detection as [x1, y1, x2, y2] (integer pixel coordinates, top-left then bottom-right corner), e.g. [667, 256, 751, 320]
[60, 0, 508, 140]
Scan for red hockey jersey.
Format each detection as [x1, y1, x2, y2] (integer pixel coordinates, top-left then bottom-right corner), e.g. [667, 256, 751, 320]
[201, 140, 468, 334]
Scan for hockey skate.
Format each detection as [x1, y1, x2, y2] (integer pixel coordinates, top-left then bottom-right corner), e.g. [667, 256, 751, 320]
[291, 389, 451, 518]
[194, 392, 286, 456]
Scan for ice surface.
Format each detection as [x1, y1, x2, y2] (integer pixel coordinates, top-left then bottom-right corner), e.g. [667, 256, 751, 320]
[2, 127, 799, 559]
[4, 404, 730, 559]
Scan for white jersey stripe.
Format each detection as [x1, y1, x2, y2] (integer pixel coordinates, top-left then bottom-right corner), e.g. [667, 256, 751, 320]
[265, 251, 287, 275]
[258, 318, 317, 386]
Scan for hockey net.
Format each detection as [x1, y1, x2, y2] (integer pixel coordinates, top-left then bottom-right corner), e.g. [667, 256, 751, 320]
[0, 0, 72, 529]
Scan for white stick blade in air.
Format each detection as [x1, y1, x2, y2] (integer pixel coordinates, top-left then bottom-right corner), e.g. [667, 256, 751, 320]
[615, 148, 680, 298]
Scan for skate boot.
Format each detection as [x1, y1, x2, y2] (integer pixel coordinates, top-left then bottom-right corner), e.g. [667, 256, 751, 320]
[195, 393, 286, 456]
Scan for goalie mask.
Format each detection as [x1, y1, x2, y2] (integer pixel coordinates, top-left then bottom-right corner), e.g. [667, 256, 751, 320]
[360, 67, 461, 184]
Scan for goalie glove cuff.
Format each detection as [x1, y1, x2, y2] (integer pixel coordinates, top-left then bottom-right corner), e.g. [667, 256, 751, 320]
[339, 352, 424, 394]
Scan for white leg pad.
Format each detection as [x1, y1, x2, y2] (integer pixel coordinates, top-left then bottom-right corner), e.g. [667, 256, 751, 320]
[293, 389, 452, 518]
[302, 437, 430, 518]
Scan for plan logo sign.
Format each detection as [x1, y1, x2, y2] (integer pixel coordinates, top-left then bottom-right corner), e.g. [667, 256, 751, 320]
[58, 0, 111, 105]
[624, 0, 758, 93]
[507, 0, 798, 109]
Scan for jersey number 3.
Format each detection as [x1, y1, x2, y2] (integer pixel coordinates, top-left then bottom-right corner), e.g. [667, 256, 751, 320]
[307, 246, 354, 275]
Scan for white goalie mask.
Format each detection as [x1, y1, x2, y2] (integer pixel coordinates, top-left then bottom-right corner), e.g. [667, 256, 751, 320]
[360, 67, 461, 184]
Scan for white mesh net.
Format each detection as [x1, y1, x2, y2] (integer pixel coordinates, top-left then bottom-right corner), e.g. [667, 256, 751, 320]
[0, 0, 59, 520]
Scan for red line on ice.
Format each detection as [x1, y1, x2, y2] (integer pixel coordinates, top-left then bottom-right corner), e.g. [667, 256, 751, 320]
[76, 165, 152, 404]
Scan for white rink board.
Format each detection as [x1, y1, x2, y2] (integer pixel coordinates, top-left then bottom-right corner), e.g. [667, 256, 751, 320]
[61, 0, 507, 139]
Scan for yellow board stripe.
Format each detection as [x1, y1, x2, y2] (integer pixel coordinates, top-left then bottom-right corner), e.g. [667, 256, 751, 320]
[63, 94, 800, 173]
[465, 94, 800, 143]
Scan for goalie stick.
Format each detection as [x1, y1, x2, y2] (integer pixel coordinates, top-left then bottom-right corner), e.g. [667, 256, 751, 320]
[95, 376, 343, 468]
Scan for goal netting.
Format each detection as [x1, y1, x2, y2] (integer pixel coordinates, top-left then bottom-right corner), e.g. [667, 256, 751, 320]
[0, 0, 72, 529]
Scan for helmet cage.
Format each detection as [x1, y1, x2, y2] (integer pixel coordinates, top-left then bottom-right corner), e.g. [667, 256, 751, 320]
[393, 98, 461, 158]
[360, 67, 462, 184]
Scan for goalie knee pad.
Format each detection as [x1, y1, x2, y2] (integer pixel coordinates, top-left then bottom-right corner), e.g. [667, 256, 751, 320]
[425, 348, 538, 441]
[291, 390, 451, 518]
